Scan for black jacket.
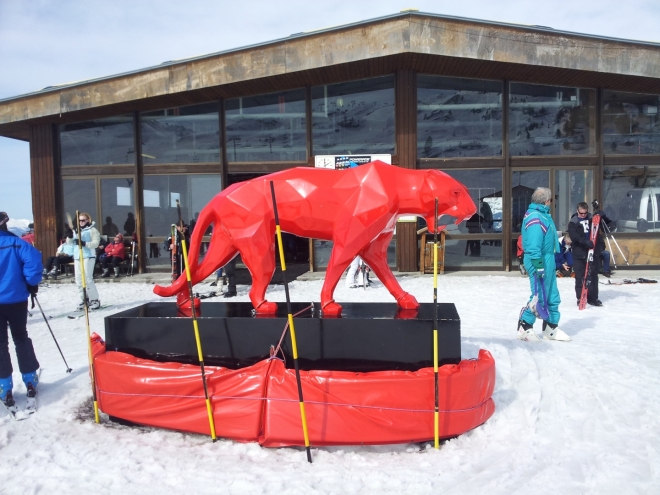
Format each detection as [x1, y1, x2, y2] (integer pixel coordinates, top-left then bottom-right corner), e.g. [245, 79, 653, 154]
[568, 212, 606, 260]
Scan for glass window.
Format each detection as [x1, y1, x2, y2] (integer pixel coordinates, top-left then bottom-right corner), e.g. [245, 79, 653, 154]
[226, 90, 306, 162]
[313, 238, 396, 270]
[100, 178, 135, 237]
[431, 169, 503, 268]
[62, 179, 98, 228]
[603, 91, 660, 154]
[511, 170, 550, 232]
[509, 83, 596, 156]
[554, 170, 593, 231]
[312, 76, 395, 156]
[603, 166, 660, 233]
[142, 174, 222, 238]
[141, 103, 220, 164]
[417, 75, 502, 158]
[60, 116, 134, 166]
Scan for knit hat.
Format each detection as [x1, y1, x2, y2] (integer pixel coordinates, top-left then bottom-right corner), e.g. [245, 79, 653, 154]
[115, 233, 124, 242]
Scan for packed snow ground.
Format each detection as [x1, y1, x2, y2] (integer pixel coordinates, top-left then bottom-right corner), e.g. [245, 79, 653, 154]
[2, 273, 659, 495]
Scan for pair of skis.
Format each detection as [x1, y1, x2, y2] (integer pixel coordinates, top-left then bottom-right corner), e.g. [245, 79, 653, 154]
[579, 214, 601, 310]
[2, 370, 41, 421]
[528, 272, 550, 320]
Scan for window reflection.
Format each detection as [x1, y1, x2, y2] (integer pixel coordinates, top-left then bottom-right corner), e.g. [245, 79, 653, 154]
[603, 91, 660, 154]
[511, 170, 549, 232]
[554, 170, 593, 230]
[417, 75, 502, 158]
[509, 83, 595, 156]
[142, 175, 222, 239]
[603, 166, 660, 233]
[312, 76, 395, 156]
[424, 169, 503, 268]
[100, 178, 135, 237]
[141, 103, 220, 164]
[62, 179, 98, 229]
[60, 116, 134, 166]
[226, 90, 306, 162]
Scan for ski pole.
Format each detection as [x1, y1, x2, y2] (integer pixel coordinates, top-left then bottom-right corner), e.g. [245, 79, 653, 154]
[602, 220, 629, 266]
[130, 240, 136, 276]
[176, 201, 217, 442]
[433, 198, 440, 450]
[76, 211, 100, 423]
[270, 181, 312, 463]
[604, 234, 617, 269]
[170, 224, 177, 282]
[33, 295, 72, 373]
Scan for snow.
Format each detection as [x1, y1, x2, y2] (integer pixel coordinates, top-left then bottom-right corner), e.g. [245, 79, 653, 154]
[2, 273, 660, 494]
[6, 218, 31, 237]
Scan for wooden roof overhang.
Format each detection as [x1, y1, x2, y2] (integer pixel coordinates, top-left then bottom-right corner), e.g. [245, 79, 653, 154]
[2, 12, 660, 141]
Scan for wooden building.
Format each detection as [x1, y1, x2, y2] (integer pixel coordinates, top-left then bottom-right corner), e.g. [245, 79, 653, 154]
[1, 11, 660, 273]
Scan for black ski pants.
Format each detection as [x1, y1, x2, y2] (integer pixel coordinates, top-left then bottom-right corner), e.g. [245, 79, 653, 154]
[573, 256, 600, 303]
[0, 301, 40, 378]
[223, 257, 237, 293]
[101, 256, 122, 269]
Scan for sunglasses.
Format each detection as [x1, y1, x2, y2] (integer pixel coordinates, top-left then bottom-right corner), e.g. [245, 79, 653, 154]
[577, 210, 588, 216]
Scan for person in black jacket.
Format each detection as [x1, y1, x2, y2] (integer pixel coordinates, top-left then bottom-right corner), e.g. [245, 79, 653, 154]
[567, 202, 606, 306]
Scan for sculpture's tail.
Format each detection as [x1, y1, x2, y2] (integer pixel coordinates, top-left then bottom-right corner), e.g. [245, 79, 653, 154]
[154, 203, 220, 297]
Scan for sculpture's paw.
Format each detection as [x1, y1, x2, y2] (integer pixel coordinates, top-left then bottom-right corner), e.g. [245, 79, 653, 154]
[255, 301, 278, 314]
[397, 293, 420, 310]
[321, 301, 343, 316]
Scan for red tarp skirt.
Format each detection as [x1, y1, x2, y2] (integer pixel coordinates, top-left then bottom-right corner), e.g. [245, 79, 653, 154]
[92, 334, 495, 446]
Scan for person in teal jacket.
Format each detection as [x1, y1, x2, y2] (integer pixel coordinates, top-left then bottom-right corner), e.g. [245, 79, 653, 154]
[517, 188, 570, 342]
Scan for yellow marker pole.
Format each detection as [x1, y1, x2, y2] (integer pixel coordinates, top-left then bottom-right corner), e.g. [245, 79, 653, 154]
[76, 210, 100, 424]
[433, 199, 440, 449]
[270, 181, 312, 463]
[176, 201, 217, 441]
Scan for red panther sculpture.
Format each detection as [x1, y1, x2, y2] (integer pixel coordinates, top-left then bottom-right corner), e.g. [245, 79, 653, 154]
[154, 161, 476, 315]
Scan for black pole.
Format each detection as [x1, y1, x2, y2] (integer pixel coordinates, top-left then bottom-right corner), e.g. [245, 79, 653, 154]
[33, 295, 72, 373]
[270, 181, 313, 463]
[176, 200, 217, 441]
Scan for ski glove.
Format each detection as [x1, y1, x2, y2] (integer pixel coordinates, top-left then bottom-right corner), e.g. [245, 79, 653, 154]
[27, 284, 38, 295]
[531, 258, 544, 277]
[585, 240, 594, 249]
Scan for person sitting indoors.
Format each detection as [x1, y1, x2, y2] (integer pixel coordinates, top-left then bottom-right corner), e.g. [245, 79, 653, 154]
[100, 233, 126, 278]
[43, 236, 75, 280]
[21, 223, 35, 245]
[555, 232, 574, 278]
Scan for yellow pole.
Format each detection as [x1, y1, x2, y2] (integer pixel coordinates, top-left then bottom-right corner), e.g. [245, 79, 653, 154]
[176, 201, 217, 441]
[76, 210, 100, 424]
[433, 199, 440, 449]
[270, 181, 312, 463]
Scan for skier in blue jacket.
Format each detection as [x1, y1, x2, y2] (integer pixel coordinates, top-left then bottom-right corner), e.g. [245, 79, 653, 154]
[517, 189, 570, 342]
[0, 212, 42, 413]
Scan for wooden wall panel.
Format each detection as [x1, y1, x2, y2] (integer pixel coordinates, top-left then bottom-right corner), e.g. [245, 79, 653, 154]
[29, 124, 59, 264]
[395, 70, 418, 272]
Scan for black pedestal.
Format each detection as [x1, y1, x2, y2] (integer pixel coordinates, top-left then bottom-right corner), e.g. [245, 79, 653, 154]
[104, 302, 461, 372]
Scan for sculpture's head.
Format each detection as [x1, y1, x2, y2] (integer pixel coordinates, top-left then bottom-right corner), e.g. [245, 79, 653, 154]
[421, 170, 477, 233]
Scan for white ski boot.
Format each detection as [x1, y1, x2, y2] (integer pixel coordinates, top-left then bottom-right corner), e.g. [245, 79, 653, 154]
[517, 320, 541, 342]
[542, 322, 571, 342]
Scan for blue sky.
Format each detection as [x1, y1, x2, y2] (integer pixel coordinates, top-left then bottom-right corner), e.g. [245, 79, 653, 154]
[1, 0, 659, 220]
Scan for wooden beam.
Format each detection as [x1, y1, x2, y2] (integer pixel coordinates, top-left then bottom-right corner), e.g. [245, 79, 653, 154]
[29, 124, 59, 265]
